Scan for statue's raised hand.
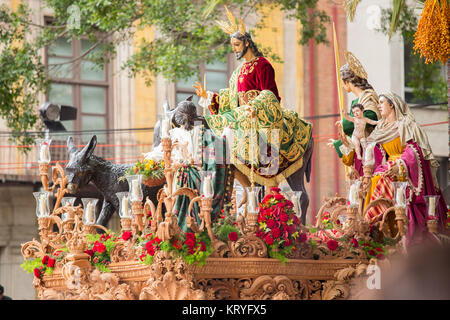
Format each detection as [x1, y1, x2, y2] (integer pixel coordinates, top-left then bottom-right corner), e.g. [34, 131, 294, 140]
[193, 82, 207, 99]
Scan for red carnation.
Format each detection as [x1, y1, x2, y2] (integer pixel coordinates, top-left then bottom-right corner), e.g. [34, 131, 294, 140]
[279, 213, 289, 222]
[85, 249, 94, 257]
[368, 249, 376, 256]
[351, 238, 359, 248]
[186, 232, 196, 241]
[228, 231, 238, 242]
[271, 228, 281, 239]
[145, 242, 155, 256]
[285, 200, 293, 207]
[263, 194, 274, 202]
[198, 241, 206, 252]
[376, 253, 385, 260]
[299, 233, 308, 243]
[173, 240, 182, 250]
[47, 258, 55, 268]
[42, 255, 49, 265]
[264, 235, 274, 245]
[327, 239, 339, 251]
[277, 202, 286, 209]
[274, 194, 284, 201]
[147, 246, 155, 256]
[375, 247, 383, 252]
[33, 268, 41, 278]
[121, 231, 132, 241]
[284, 239, 292, 247]
[93, 241, 106, 254]
[363, 242, 370, 247]
[185, 238, 196, 249]
[266, 219, 277, 229]
[270, 187, 281, 193]
[153, 236, 162, 245]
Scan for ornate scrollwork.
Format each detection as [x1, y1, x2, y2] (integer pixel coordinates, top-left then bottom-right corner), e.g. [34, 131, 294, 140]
[229, 235, 268, 258]
[139, 251, 205, 300]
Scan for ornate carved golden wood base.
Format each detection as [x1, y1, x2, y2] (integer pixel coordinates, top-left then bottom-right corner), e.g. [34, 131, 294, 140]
[33, 257, 362, 300]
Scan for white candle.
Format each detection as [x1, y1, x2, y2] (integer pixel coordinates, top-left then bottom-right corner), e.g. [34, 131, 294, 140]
[396, 187, 405, 207]
[364, 143, 375, 166]
[349, 184, 358, 205]
[291, 194, 299, 215]
[247, 190, 256, 212]
[428, 197, 436, 217]
[203, 176, 213, 198]
[132, 180, 140, 200]
[40, 143, 50, 163]
[39, 194, 47, 217]
[161, 119, 170, 138]
[121, 196, 130, 217]
[86, 201, 94, 223]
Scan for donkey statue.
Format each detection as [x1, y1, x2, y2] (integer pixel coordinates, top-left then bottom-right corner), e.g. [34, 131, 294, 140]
[65, 135, 161, 227]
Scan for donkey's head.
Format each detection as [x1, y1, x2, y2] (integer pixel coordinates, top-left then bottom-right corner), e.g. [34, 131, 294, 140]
[65, 135, 97, 194]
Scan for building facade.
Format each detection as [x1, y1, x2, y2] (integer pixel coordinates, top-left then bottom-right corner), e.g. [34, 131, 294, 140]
[0, 0, 447, 299]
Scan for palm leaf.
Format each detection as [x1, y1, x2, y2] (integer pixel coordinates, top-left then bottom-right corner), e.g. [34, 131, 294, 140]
[344, 0, 362, 22]
[389, 0, 406, 39]
[203, 0, 224, 19]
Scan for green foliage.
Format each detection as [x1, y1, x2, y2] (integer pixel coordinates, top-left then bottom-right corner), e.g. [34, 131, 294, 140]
[20, 258, 44, 274]
[0, 4, 49, 149]
[21, 257, 54, 276]
[86, 231, 118, 273]
[267, 244, 294, 265]
[212, 213, 240, 243]
[0, 0, 331, 149]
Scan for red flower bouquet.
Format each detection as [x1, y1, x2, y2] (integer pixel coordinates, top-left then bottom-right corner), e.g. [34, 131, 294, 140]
[139, 230, 213, 266]
[256, 188, 301, 263]
[85, 232, 118, 272]
[21, 253, 60, 278]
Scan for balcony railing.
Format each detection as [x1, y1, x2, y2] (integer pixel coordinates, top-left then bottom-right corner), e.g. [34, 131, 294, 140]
[0, 128, 154, 183]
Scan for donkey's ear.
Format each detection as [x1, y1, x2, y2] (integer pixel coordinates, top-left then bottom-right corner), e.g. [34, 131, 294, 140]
[67, 136, 77, 155]
[80, 135, 97, 161]
[186, 95, 193, 102]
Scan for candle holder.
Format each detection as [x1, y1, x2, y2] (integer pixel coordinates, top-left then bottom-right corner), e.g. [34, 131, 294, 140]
[161, 118, 171, 139]
[363, 142, 376, 167]
[61, 197, 76, 221]
[424, 195, 440, 234]
[285, 190, 303, 219]
[393, 182, 408, 208]
[116, 192, 133, 231]
[123, 176, 144, 233]
[244, 186, 262, 214]
[37, 139, 52, 191]
[347, 180, 361, 208]
[37, 138, 52, 164]
[33, 191, 51, 218]
[394, 206, 408, 237]
[81, 198, 98, 226]
[244, 186, 262, 234]
[126, 175, 143, 202]
[199, 171, 216, 199]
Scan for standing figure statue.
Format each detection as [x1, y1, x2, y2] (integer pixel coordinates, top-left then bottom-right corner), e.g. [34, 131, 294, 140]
[329, 51, 381, 176]
[192, 7, 313, 222]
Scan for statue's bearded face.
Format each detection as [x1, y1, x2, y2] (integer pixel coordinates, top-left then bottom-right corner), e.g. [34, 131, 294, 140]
[230, 37, 248, 60]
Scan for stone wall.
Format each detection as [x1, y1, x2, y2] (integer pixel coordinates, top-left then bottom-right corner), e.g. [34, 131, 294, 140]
[0, 184, 39, 300]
